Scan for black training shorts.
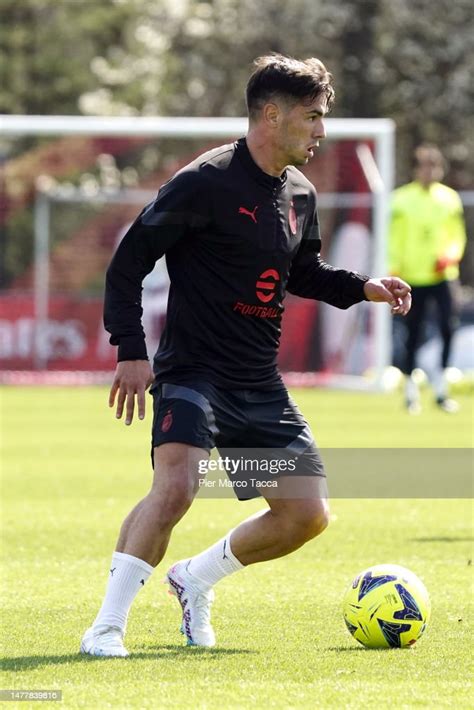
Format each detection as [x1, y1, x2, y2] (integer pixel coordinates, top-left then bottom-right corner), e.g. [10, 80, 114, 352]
[150, 380, 325, 500]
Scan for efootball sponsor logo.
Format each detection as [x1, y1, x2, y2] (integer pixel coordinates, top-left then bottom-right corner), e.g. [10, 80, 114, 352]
[233, 302, 281, 319]
[256, 268, 280, 303]
[233, 268, 282, 318]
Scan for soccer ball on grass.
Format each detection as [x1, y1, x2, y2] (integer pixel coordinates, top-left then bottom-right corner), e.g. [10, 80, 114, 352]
[342, 564, 430, 648]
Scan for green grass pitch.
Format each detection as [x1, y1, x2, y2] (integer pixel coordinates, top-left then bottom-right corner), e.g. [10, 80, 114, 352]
[1, 386, 473, 709]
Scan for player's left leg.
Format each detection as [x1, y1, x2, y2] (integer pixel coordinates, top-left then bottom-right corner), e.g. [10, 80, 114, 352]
[167, 388, 329, 645]
[166, 476, 328, 646]
[225, 475, 329, 564]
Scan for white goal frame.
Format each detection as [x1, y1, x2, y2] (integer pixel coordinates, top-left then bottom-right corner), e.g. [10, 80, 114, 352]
[0, 114, 395, 388]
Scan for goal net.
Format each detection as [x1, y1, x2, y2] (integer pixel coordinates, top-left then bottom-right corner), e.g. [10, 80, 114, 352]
[0, 115, 394, 388]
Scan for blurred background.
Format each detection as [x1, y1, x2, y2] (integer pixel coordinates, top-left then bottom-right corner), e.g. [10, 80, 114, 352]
[0, 0, 472, 383]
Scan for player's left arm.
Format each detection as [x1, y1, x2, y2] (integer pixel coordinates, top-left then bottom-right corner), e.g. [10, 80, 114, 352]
[288, 244, 411, 315]
[363, 277, 411, 316]
[287, 189, 411, 315]
[286, 190, 367, 309]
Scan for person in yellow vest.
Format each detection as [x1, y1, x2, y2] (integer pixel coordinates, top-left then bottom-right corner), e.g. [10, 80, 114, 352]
[389, 144, 466, 413]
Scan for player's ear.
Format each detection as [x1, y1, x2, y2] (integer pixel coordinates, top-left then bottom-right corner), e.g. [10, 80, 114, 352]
[262, 102, 281, 129]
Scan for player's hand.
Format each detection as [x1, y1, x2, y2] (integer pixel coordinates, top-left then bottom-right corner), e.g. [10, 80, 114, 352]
[363, 277, 412, 316]
[109, 360, 154, 425]
[435, 257, 449, 273]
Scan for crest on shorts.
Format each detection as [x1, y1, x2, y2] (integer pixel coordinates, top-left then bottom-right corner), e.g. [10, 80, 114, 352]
[289, 201, 297, 236]
[161, 409, 173, 432]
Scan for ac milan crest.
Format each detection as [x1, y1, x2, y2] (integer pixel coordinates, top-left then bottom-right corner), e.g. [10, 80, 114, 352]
[161, 409, 173, 432]
[289, 201, 297, 235]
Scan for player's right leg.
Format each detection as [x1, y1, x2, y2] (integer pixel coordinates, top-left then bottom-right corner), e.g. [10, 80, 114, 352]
[80, 442, 207, 657]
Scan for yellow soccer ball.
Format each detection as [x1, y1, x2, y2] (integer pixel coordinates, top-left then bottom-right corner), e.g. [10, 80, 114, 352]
[343, 564, 431, 648]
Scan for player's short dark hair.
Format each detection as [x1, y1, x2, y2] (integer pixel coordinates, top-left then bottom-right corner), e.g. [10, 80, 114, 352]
[246, 53, 335, 121]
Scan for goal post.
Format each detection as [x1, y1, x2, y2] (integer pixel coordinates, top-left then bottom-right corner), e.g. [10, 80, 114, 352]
[0, 114, 395, 388]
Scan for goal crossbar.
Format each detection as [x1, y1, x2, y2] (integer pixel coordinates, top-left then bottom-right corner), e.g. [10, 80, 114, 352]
[0, 114, 394, 139]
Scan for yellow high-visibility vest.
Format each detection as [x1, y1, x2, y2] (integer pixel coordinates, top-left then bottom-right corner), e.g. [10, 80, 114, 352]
[388, 181, 466, 286]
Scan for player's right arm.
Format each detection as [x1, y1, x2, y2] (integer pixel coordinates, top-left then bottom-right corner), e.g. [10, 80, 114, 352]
[108, 360, 155, 426]
[104, 169, 208, 424]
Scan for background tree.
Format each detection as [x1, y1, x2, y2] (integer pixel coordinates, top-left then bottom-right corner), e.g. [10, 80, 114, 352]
[1, 0, 472, 284]
[0, 0, 139, 115]
[2, 0, 472, 181]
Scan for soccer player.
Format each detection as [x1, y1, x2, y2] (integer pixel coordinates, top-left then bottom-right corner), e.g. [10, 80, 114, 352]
[389, 144, 466, 414]
[80, 54, 411, 657]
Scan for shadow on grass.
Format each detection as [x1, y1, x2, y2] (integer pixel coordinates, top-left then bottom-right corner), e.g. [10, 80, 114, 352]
[411, 536, 473, 543]
[328, 646, 413, 652]
[1, 646, 256, 672]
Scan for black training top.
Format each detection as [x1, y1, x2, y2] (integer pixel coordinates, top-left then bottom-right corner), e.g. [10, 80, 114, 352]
[104, 138, 369, 390]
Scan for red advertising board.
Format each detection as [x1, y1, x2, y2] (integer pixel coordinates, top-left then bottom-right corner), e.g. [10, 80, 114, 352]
[0, 294, 116, 370]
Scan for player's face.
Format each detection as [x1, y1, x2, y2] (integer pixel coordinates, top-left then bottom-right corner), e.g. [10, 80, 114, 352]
[415, 158, 444, 187]
[278, 94, 328, 166]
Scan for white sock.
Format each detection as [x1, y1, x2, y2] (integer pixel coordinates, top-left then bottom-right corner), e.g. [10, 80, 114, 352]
[433, 369, 448, 399]
[186, 532, 244, 589]
[405, 374, 420, 403]
[93, 551, 153, 632]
